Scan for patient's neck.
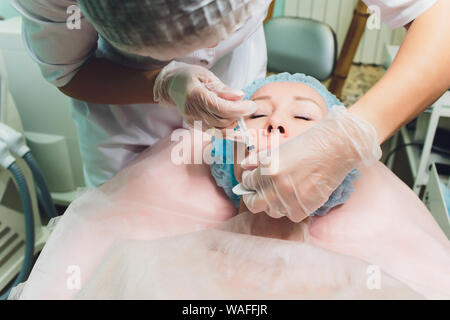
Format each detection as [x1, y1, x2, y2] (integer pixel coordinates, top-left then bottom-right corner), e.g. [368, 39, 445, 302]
[239, 199, 249, 214]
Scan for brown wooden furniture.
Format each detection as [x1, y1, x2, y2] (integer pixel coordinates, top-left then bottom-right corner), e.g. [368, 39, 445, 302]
[329, 0, 370, 98]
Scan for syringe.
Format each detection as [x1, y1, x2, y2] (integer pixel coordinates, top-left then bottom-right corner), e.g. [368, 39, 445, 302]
[237, 117, 255, 152]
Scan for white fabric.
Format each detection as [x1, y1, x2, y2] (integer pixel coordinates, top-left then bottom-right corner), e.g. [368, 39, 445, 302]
[10, 130, 449, 300]
[77, 0, 269, 61]
[11, 0, 269, 186]
[75, 229, 422, 300]
[363, 0, 437, 29]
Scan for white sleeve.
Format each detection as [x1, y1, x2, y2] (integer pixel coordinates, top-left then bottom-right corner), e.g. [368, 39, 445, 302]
[10, 0, 98, 87]
[363, 0, 438, 29]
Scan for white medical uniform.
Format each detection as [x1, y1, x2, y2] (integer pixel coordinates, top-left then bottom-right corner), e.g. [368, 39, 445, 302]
[11, 0, 437, 186]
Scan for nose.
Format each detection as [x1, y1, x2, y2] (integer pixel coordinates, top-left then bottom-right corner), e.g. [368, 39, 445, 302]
[267, 124, 286, 134]
[266, 117, 288, 136]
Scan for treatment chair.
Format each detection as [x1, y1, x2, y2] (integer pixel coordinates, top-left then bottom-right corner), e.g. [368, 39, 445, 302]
[263, 16, 337, 81]
[264, 0, 370, 95]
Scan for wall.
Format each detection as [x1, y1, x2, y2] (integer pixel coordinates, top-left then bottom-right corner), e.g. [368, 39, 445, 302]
[283, 0, 407, 65]
[0, 1, 18, 20]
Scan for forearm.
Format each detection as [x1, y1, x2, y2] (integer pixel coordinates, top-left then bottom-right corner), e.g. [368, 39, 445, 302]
[59, 58, 161, 105]
[349, 0, 450, 143]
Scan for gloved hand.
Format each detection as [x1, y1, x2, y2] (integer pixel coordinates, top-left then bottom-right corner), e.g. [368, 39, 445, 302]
[153, 61, 257, 129]
[241, 105, 382, 223]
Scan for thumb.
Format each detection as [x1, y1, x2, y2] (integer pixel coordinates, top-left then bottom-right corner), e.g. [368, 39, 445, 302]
[198, 70, 244, 100]
[240, 152, 260, 171]
[216, 87, 245, 101]
[241, 149, 274, 171]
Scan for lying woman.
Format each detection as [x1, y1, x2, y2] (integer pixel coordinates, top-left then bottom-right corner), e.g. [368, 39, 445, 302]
[211, 73, 362, 219]
[11, 74, 450, 300]
[209, 73, 450, 298]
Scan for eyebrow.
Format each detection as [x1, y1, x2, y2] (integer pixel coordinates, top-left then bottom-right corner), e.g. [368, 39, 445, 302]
[251, 95, 271, 101]
[293, 96, 321, 106]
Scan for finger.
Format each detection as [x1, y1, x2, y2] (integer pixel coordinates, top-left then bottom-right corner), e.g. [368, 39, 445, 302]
[197, 87, 255, 115]
[240, 153, 260, 171]
[265, 207, 285, 219]
[242, 168, 289, 216]
[241, 168, 261, 191]
[241, 171, 280, 215]
[201, 108, 257, 130]
[243, 193, 269, 214]
[193, 86, 257, 120]
[200, 75, 245, 101]
[240, 149, 274, 170]
[216, 87, 245, 101]
[206, 116, 239, 131]
[262, 173, 310, 223]
[213, 99, 258, 119]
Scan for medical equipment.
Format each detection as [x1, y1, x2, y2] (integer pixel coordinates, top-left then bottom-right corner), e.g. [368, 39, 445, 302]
[236, 117, 255, 152]
[0, 54, 49, 298]
[422, 163, 450, 239]
[0, 141, 34, 300]
[0, 122, 57, 219]
[0, 17, 85, 204]
[78, 0, 271, 61]
[384, 45, 450, 194]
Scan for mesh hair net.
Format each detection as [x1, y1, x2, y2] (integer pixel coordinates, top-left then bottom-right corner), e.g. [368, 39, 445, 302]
[78, 0, 269, 60]
[210, 73, 360, 216]
[242, 72, 343, 106]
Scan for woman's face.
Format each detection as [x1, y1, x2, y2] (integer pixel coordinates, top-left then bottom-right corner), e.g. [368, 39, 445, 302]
[234, 81, 329, 182]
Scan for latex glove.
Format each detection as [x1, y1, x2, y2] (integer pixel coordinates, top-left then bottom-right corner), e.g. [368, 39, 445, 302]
[153, 61, 257, 129]
[241, 105, 382, 223]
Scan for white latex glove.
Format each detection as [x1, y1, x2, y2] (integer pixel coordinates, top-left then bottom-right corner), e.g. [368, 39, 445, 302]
[241, 105, 382, 223]
[153, 61, 257, 129]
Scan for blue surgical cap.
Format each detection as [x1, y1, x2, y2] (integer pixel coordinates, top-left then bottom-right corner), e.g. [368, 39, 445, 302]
[242, 72, 343, 108]
[210, 72, 360, 216]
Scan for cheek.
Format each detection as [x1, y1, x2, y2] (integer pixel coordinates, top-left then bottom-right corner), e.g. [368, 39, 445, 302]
[245, 119, 266, 131]
[245, 120, 268, 151]
[288, 121, 319, 139]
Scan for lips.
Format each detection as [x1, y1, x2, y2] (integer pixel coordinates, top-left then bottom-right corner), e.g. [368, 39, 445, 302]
[251, 130, 282, 153]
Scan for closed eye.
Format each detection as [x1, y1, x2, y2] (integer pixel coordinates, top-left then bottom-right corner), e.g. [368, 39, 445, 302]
[249, 114, 267, 119]
[294, 116, 311, 121]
